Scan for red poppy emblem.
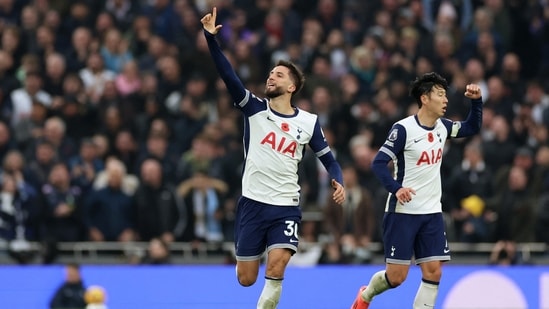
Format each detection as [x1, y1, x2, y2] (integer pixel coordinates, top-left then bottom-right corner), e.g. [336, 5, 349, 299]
[281, 123, 289, 132]
[428, 132, 434, 142]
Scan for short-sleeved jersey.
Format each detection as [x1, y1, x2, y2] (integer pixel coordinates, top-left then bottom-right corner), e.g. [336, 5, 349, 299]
[204, 29, 342, 207]
[378, 115, 454, 214]
[237, 90, 330, 206]
[373, 99, 482, 215]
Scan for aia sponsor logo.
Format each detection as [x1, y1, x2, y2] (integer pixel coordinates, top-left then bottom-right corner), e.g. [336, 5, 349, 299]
[416, 148, 442, 165]
[260, 132, 297, 157]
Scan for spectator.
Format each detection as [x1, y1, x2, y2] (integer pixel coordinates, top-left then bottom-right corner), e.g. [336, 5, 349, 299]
[19, 5, 41, 55]
[93, 156, 138, 196]
[493, 146, 543, 198]
[104, 0, 140, 32]
[0, 25, 24, 67]
[175, 132, 218, 183]
[176, 167, 228, 243]
[49, 263, 87, 309]
[9, 71, 52, 128]
[126, 15, 153, 62]
[100, 28, 133, 74]
[135, 132, 179, 184]
[84, 158, 136, 242]
[43, 53, 68, 97]
[421, 0, 473, 35]
[488, 240, 522, 265]
[482, 114, 517, 174]
[110, 129, 138, 175]
[321, 163, 375, 264]
[13, 101, 48, 153]
[500, 52, 526, 103]
[1, 149, 36, 198]
[79, 52, 117, 105]
[138, 237, 171, 265]
[524, 80, 549, 126]
[487, 165, 536, 242]
[68, 139, 105, 192]
[133, 158, 180, 243]
[0, 173, 39, 264]
[484, 75, 515, 123]
[446, 141, 495, 242]
[25, 139, 59, 191]
[39, 163, 86, 263]
[94, 11, 117, 41]
[142, 0, 180, 44]
[114, 60, 141, 97]
[155, 55, 184, 105]
[137, 34, 170, 73]
[64, 27, 94, 74]
[35, 25, 59, 60]
[43, 116, 79, 161]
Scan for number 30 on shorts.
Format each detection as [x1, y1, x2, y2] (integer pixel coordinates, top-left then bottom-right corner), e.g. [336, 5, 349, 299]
[284, 220, 299, 239]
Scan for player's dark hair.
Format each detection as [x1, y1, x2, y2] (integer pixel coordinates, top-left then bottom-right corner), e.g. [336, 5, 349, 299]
[409, 72, 448, 108]
[276, 60, 305, 96]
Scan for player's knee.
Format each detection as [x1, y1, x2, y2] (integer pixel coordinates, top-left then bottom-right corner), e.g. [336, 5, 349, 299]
[387, 272, 407, 287]
[423, 268, 442, 282]
[237, 274, 257, 287]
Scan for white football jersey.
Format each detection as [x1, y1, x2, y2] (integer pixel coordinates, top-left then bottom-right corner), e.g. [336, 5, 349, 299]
[237, 90, 330, 206]
[378, 115, 453, 214]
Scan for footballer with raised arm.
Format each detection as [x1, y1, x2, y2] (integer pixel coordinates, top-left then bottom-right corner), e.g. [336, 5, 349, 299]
[201, 7, 345, 309]
[351, 72, 483, 309]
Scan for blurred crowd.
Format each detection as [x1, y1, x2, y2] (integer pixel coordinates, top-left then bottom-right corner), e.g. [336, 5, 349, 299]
[0, 0, 548, 265]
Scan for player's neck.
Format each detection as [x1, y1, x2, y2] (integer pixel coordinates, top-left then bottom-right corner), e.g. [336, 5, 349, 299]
[416, 109, 438, 127]
[269, 96, 294, 115]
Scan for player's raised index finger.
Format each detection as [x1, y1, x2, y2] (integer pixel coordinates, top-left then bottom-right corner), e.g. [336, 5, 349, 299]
[212, 7, 217, 19]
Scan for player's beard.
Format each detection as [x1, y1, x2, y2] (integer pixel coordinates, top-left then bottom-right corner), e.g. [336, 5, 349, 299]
[265, 85, 284, 98]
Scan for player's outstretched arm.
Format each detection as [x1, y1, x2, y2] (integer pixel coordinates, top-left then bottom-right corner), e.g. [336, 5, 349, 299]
[200, 7, 246, 103]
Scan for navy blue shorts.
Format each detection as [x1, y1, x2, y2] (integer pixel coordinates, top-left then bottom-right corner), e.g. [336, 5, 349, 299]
[382, 212, 451, 265]
[234, 196, 302, 261]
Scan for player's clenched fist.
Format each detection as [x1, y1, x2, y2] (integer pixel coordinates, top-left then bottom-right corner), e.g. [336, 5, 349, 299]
[464, 84, 482, 100]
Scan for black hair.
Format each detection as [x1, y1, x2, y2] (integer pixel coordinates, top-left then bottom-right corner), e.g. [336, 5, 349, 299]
[409, 72, 448, 108]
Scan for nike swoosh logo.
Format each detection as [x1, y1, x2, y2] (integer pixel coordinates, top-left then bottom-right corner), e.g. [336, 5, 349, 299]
[414, 138, 423, 143]
[267, 116, 275, 122]
[444, 249, 450, 253]
[289, 239, 299, 243]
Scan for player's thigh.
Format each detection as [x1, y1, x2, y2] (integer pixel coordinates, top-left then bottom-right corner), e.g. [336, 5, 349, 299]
[382, 212, 419, 264]
[234, 197, 269, 260]
[265, 206, 302, 254]
[414, 213, 451, 264]
[265, 248, 293, 278]
[236, 259, 261, 278]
